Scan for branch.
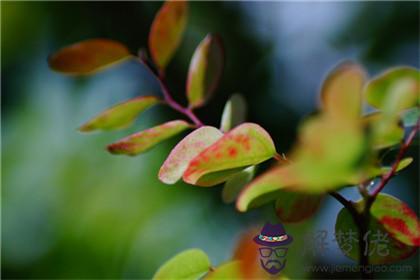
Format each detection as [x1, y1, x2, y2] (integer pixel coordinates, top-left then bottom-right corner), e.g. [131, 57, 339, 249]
[328, 191, 360, 222]
[138, 57, 204, 127]
[370, 119, 419, 197]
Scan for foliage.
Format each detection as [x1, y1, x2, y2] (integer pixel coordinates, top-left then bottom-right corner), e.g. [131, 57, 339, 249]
[49, 0, 419, 278]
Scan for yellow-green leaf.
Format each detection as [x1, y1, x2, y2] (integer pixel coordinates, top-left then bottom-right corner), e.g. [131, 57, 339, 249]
[79, 96, 160, 132]
[222, 166, 255, 203]
[153, 248, 211, 280]
[149, 0, 188, 71]
[107, 120, 191, 156]
[365, 67, 419, 110]
[205, 261, 241, 279]
[158, 126, 223, 184]
[290, 116, 366, 190]
[363, 112, 404, 149]
[187, 34, 224, 108]
[220, 94, 247, 132]
[236, 164, 299, 212]
[183, 123, 276, 186]
[48, 39, 131, 75]
[381, 157, 413, 174]
[321, 62, 365, 120]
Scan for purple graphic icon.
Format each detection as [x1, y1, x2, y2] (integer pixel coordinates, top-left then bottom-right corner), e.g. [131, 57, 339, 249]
[253, 223, 293, 275]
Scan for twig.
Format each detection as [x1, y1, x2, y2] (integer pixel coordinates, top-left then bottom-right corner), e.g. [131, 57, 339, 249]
[138, 57, 204, 127]
[370, 120, 419, 198]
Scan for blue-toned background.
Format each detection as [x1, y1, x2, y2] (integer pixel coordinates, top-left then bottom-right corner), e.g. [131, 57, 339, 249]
[2, 1, 419, 279]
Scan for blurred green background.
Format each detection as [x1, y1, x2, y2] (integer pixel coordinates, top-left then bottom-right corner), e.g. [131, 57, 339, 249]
[2, 1, 419, 279]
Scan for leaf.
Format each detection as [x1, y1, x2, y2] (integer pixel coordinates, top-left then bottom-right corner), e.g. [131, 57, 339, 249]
[232, 229, 267, 279]
[107, 120, 191, 156]
[365, 67, 419, 110]
[48, 39, 131, 74]
[158, 126, 223, 184]
[204, 261, 241, 279]
[363, 112, 404, 149]
[186, 34, 224, 108]
[220, 94, 247, 132]
[149, 0, 188, 71]
[79, 96, 160, 132]
[402, 107, 420, 127]
[183, 123, 276, 186]
[222, 166, 256, 203]
[153, 248, 211, 280]
[321, 62, 365, 120]
[236, 164, 299, 212]
[381, 157, 413, 174]
[335, 199, 418, 264]
[275, 193, 323, 223]
[370, 194, 420, 246]
[290, 116, 367, 190]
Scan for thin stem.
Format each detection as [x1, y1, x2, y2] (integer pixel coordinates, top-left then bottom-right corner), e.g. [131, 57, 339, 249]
[370, 120, 419, 198]
[328, 191, 372, 278]
[328, 192, 359, 222]
[138, 56, 204, 127]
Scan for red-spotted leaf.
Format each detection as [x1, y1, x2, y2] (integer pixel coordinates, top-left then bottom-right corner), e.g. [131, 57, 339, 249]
[159, 126, 223, 184]
[183, 123, 276, 186]
[48, 39, 131, 74]
[149, 0, 188, 71]
[79, 96, 160, 132]
[153, 248, 211, 280]
[275, 193, 323, 223]
[365, 67, 419, 110]
[335, 198, 418, 264]
[220, 94, 247, 132]
[222, 165, 256, 204]
[107, 120, 191, 156]
[371, 194, 420, 246]
[321, 62, 366, 120]
[186, 34, 224, 108]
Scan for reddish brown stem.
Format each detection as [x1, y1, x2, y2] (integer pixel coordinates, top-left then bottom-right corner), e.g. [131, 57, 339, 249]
[138, 57, 204, 127]
[370, 120, 419, 197]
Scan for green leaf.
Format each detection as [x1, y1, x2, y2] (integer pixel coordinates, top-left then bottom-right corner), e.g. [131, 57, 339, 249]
[183, 123, 276, 186]
[220, 94, 247, 132]
[275, 193, 323, 223]
[402, 107, 420, 127]
[186, 34, 224, 108]
[158, 126, 223, 184]
[365, 67, 419, 110]
[107, 120, 191, 156]
[149, 0, 188, 71]
[335, 198, 418, 264]
[222, 166, 255, 203]
[290, 116, 367, 190]
[321, 62, 365, 120]
[205, 261, 241, 279]
[236, 164, 298, 212]
[363, 112, 404, 149]
[370, 194, 420, 246]
[48, 39, 131, 75]
[381, 157, 413, 174]
[192, 167, 246, 187]
[153, 248, 211, 280]
[79, 96, 160, 132]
